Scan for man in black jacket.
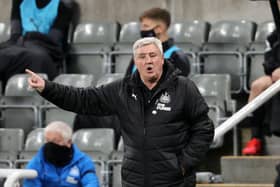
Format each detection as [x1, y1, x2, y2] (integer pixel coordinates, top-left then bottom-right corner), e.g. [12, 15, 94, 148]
[26, 37, 214, 187]
[125, 7, 190, 77]
[0, 0, 73, 86]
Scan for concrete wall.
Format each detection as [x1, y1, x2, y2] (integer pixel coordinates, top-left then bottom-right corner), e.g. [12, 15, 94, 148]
[0, 0, 274, 24]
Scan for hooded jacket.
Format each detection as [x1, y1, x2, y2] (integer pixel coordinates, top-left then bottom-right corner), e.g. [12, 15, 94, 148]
[40, 61, 214, 187]
[23, 144, 99, 187]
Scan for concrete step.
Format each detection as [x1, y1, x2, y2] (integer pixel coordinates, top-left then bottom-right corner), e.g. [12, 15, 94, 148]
[196, 184, 273, 187]
[221, 156, 280, 183]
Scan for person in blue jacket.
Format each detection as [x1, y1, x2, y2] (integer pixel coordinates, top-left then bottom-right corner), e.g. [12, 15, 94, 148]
[23, 121, 99, 187]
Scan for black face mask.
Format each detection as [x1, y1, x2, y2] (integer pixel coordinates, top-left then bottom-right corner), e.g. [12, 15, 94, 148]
[44, 142, 73, 167]
[140, 28, 157, 38]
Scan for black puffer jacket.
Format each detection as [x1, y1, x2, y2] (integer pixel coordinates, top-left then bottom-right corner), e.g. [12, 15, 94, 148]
[40, 62, 214, 187]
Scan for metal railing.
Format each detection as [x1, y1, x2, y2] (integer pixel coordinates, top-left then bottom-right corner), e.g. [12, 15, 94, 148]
[0, 169, 37, 187]
[214, 79, 280, 143]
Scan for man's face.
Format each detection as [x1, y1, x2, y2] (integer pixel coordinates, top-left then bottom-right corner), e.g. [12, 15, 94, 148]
[45, 131, 71, 148]
[134, 43, 164, 84]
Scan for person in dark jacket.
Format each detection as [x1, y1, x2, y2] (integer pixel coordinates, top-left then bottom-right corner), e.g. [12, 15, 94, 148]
[26, 37, 214, 187]
[242, 29, 280, 155]
[125, 7, 190, 77]
[0, 0, 73, 86]
[23, 121, 99, 187]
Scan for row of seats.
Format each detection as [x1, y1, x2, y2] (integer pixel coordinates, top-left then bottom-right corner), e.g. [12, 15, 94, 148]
[67, 20, 275, 94]
[0, 73, 234, 149]
[0, 20, 275, 93]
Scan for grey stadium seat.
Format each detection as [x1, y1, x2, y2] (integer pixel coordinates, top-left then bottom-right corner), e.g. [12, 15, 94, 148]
[40, 74, 94, 128]
[168, 20, 210, 73]
[191, 74, 235, 114]
[96, 73, 124, 87]
[191, 74, 236, 148]
[198, 20, 257, 93]
[16, 128, 45, 168]
[72, 128, 115, 186]
[0, 74, 47, 136]
[110, 22, 140, 73]
[67, 22, 120, 80]
[0, 22, 10, 43]
[244, 21, 275, 92]
[0, 128, 24, 168]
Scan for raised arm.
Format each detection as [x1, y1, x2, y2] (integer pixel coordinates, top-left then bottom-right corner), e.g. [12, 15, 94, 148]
[26, 69, 118, 116]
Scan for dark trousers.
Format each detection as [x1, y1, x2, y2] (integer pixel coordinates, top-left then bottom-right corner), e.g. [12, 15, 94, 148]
[0, 44, 59, 86]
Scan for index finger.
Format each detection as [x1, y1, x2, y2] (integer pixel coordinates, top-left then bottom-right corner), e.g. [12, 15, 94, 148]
[25, 69, 37, 77]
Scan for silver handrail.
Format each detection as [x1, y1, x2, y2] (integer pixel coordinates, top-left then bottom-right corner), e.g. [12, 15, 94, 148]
[0, 169, 37, 187]
[214, 79, 280, 142]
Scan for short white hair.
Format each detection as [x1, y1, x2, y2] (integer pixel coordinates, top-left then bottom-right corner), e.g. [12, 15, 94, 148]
[133, 37, 163, 57]
[44, 121, 72, 142]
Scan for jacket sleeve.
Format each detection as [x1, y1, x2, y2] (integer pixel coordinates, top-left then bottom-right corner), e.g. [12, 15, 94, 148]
[79, 156, 100, 187]
[180, 79, 214, 174]
[23, 156, 42, 187]
[40, 80, 120, 116]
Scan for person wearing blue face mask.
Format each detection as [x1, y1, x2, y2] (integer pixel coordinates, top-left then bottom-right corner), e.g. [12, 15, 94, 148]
[23, 121, 99, 187]
[125, 7, 191, 77]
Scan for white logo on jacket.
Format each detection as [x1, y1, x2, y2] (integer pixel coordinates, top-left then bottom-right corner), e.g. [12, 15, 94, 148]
[155, 92, 171, 112]
[159, 92, 171, 104]
[66, 166, 80, 184]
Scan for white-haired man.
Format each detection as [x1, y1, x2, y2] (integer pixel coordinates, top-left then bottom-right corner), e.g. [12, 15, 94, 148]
[23, 121, 99, 187]
[26, 37, 214, 187]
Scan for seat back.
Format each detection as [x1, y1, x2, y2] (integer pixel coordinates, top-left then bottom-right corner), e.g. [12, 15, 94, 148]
[0, 74, 46, 136]
[168, 20, 210, 46]
[72, 22, 119, 50]
[191, 74, 231, 111]
[208, 20, 256, 44]
[5, 74, 48, 96]
[41, 74, 92, 128]
[200, 20, 256, 93]
[72, 128, 115, 155]
[119, 22, 141, 43]
[54, 74, 95, 87]
[18, 128, 45, 161]
[24, 128, 45, 151]
[255, 21, 275, 43]
[0, 128, 24, 161]
[112, 22, 140, 73]
[0, 22, 10, 43]
[67, 22, 119, 79]
[96, 73, 124, 87]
